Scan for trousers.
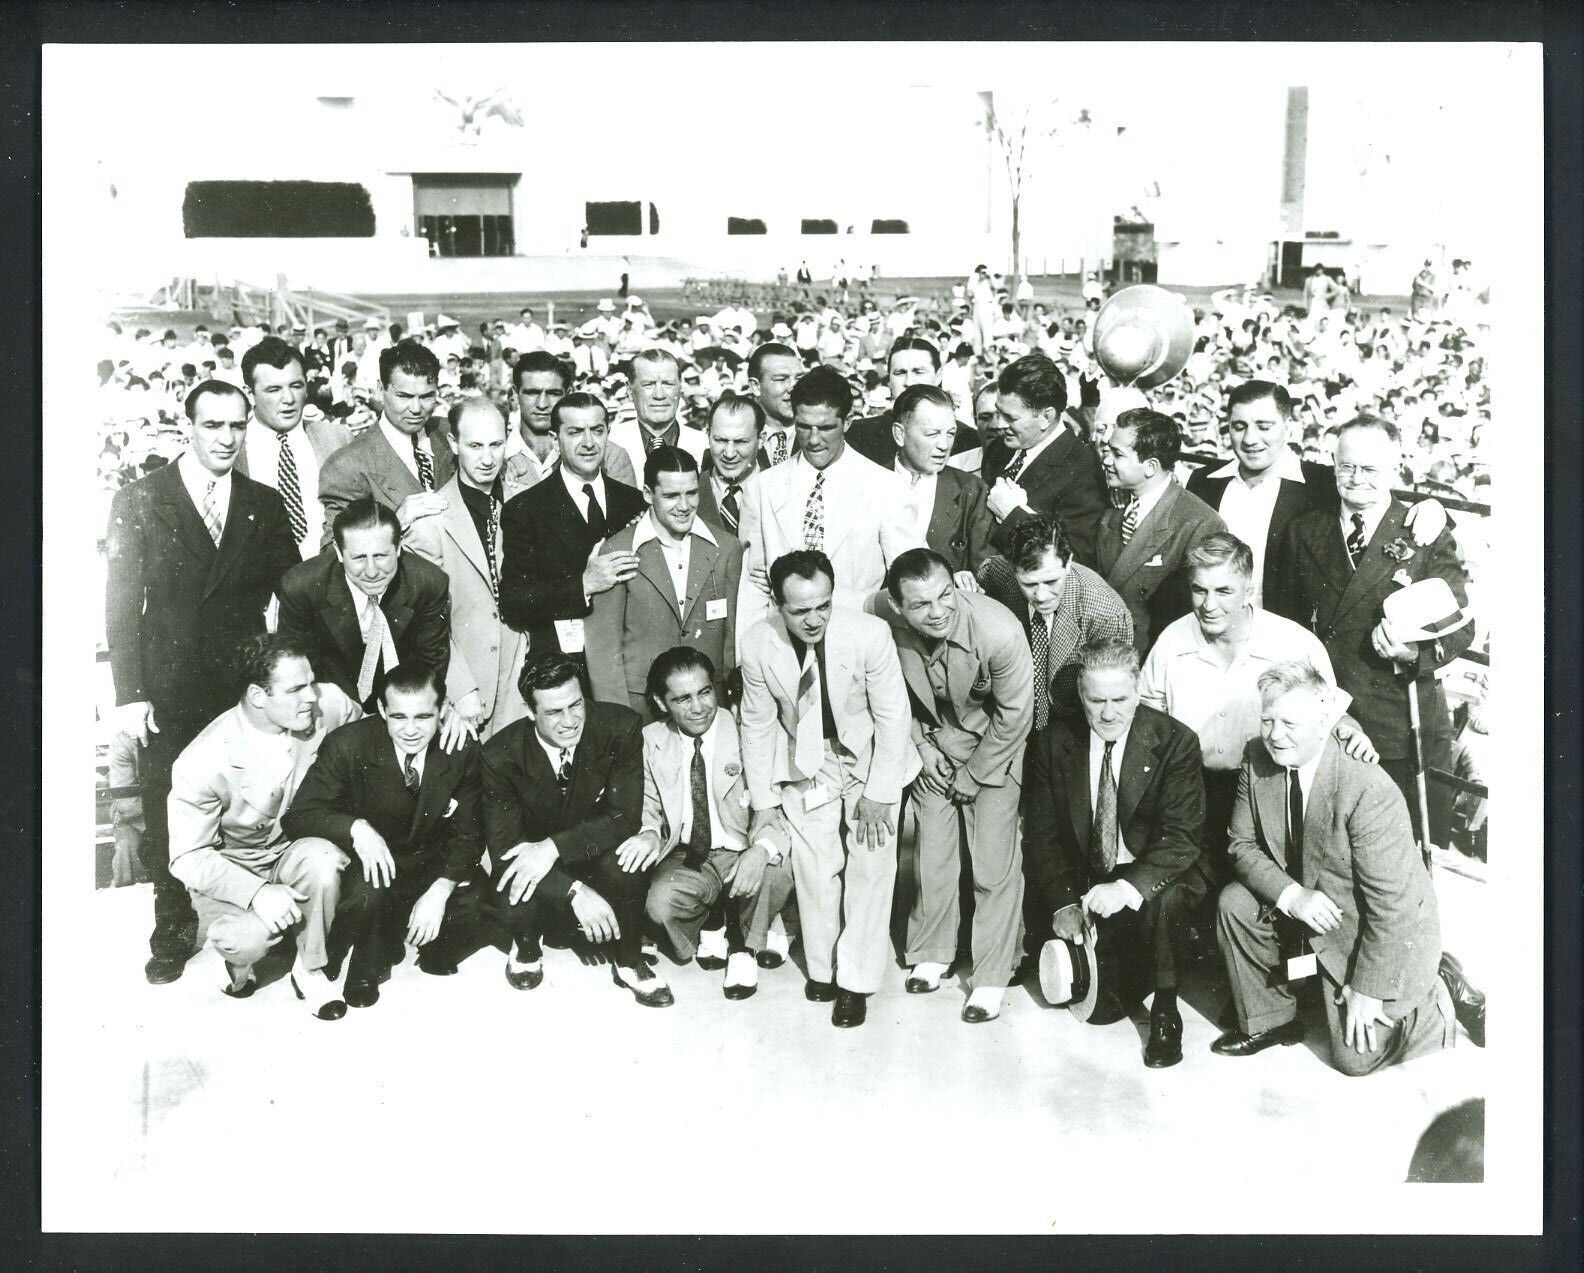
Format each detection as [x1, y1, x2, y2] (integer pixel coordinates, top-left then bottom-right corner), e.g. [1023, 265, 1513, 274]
[645, 846, 795, 962]
[494, 849, 649, 967]
[137, 711, 207, 961]
[190, 837, 355, 976]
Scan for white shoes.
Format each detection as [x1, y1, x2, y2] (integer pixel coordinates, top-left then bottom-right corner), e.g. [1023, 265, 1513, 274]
[290, 953, 347, 1021]
[758, 920, 790, 969]
[724, 951, 759, 1000]
[696, 927, 729, 969]
[906, 961, 950, 994]
[962, 986, 1005, 1024]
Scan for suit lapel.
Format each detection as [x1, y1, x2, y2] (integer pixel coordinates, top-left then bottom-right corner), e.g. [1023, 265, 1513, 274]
[206, 478, 260, 597]
[634, 538, 681, 620]
[895, 636, 940, 725]
[440, 479, 493, 586]
[1109, 481, 1181, 583]
[926, 470, 961, 556]
[1116, 715, 1158, 833]
[152, 465, 219, 568]
[1253, 756, 1291, 871]
[1301, 743, 1343, 887]
[1062, 729, 1092, 857]
[1333, 502, 1409, 626]
[408, 742, 453, 839]
[369, 428, 422, 507]
[321, 560, 365, 663]
[821, 460, 856, 554]
[680, 536, 718, 626]
[768, 467, 802, 549]
[712, 717, 748, 835]
[1048, 574, 1084, 670]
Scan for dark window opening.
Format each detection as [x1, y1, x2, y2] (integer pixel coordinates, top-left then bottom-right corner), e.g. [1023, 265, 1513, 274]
[801, 219, 838, 235]
[727, 217, 767, 235]
[586, 201, 642, 235]
[648, 202, 660, 235]
[413, 176, 515, 258]
[183, 181, 374, 238]
[871, 219, 910, 234]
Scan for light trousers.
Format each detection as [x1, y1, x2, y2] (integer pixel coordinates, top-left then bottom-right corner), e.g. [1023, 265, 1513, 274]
[191, 837, 353, 977]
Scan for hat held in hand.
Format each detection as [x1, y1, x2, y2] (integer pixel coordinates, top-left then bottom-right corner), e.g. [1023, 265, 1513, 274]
[1382, 576, 1474, 642]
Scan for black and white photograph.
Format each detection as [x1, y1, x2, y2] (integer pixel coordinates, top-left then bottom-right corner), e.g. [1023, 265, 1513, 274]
[38, 36, 1550, 1236]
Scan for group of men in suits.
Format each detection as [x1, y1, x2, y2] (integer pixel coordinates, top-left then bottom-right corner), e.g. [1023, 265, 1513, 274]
[104, 329, 1485, 1069]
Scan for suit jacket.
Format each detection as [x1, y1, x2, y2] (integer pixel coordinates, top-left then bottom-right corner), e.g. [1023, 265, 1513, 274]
[739, 608, 921, 810]
[501, 439, 638, 503]
[479, 701, 645, 900]
[890, 590, 1033, 786]
[104, 462, 300, 724]
[639, 712, 791, 859]
[497, 471, 647, 652]
[1226, 737, 1441, 1007]
[985, 427, 1110, 569]
[1186, 458, 1337, 604]
[1096, 480, 1226, 656]
[403, 476, 526, 738]
[232, 415, 354, 479]
[922, 465, 997, 576]
[276, 548, 452, 706]
[316, 419, 457, 547]
[281, 715, 483, 881]
[846, 411, 982, 467]
[584, 517, 743, 706]
[1022, 704, 1206, 915]
[607, 418, 708, 489]
[735, 448, 923, 643]
[696, 455, 763, 531]
[166, 685, 362, 909]
[1269, 500, 1473, 761]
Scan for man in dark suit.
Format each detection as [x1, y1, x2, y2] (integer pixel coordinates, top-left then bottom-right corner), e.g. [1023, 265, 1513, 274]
[1022, 638, 1208, 1068]
[498, 392, 646, 662]
[317, 339, 456, 549]
[845, 337, 981, 466]
[696, 392, 766, 535]
[1096, 408, 1226, 655]
[481, 652, 673, 1007]
[277, 498, 450, 712]
[282, 662, 488, 1007]
[1268, 414, 1474, 849]
[983, 354, 1109, 569]
[1212, 659, 1483, 1070]
[888, 385, 995, 582]
[105, 379, 300, 983]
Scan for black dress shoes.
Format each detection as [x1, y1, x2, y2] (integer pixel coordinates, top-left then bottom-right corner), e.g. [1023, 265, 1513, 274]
[804, 978, 838, 1003]
[612, 962, 675, 1008]
[418, 949, 459, 976]
[505, 951, 545, 990]
[144, 954, 186, 985]
[1086, 990, 1134, 1028]
[755, 949, 786, 970]
[290, 974, 348, 1021]
[1210, 1018, 1305, 1056]
[1438, 952, 1486, 1048]
[344, 978, 381, 1009]
[1144, 999, 1184, 1068]
[831, 989, 868, 1028]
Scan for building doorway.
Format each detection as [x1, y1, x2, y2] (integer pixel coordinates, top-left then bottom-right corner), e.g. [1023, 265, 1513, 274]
[413, 174, 516, 258]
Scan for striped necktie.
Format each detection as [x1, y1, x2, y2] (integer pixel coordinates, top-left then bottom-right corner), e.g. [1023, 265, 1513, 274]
[802, 472, 825, 551]
[276, 432, 308, 546]
[200, 480, 223, 546]
[1093, 740, 1119, 873]
[1120, 496, 1140, 545]
[720, 482, 741, 535]
[793, 647, 825, 778]
[413, 437, 435, 491]
[1346, 512, 1366, 568]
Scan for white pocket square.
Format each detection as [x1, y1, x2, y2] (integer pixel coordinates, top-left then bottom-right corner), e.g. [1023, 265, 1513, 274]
[443, 798, 458, 817]
[1146, 554, 1165, 567]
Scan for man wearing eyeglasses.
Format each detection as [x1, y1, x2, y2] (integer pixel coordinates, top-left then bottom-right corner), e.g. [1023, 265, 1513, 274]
[1269, 415, 1474, 851]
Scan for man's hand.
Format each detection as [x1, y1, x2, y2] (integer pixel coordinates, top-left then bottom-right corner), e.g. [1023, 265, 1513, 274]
[582, 547, 640, 597]
[947, 766, 981, 806]
[1339, 984, 1393, 1055]
[1334, 720, 1380, 764]
[986, 476, 1028, 522]
[1285, 886, 1343, 934]
[615, 829, 662, 875]
[851, 796, 896, 851]
[953, 570, 982, 594]
[396, 490, 447, 532]
[405, 877, 455, 946]
[250, 883, 306, 935]
[451, 689, 486, 729]
[571, 884, 620, 944]
[495, 839, 559, 906]
[749, 562, 770, 596]
[915, 744, 954, 797]
[1370, 617, 1419, 664]
[1403, 497, 1449, 545]
[1081, 881, 1135, 920]
[726, 845, 769, 899]
[748, 805, 785, 843]
[113, 701, 158, 747]
[1051, 903, 1087, 943]
[350, 819, 396, 889]
[437, 702, 475, 753]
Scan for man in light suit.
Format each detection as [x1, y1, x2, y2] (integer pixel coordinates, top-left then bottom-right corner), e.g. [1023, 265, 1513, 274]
[318, 339, 456, 549]
[630, 647, 795, 999]
[584, 445, 743, 718]
[606, 348, 707, 481]
[735, 365, 920, 645]
[405, 398, 527, 742]
[502, 350, 636, 500]
[1096, 407, 1226, 656]
[886, 550, 1033, 1023]
[1213, 659, 1483, 1070]
[889, 385, 996, 583]
[739, 550, 920, 1027]
[166, 634, 364, 1018]
[234, 336, 353, 559]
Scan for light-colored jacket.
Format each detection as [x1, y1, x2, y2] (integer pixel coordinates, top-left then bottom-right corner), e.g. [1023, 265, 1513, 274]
[639, 711, 790, 859]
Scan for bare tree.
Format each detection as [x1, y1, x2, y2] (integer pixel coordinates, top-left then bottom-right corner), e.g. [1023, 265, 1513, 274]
[981, 93, 1090, 288]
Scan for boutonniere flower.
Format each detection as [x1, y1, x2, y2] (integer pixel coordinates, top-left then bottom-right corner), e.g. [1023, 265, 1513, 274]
[724, 761, 742, 779]
[1383, 538, 1415, 563]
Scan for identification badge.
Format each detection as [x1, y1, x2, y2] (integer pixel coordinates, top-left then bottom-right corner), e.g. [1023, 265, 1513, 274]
[554, 618, 586, 653]
[1285, 952, 1318, 981]
[803, 781, 838, 811]
[706, 597, 728, 621]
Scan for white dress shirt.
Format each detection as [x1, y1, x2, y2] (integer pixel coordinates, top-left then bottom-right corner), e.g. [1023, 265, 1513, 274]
[560, 465, 609, 530]
[1275, 751, 1326, 916]
[535, 733, 576, 779]
[1123, 476, 1171, 529]
[177, 453, 232, 534]
[345, 577, 399, 670]
[1087, 727, 1137, 870]
[1205, 450, 1307, 605]
[393, 739, 426, 784]
[379, 416, 431, 482]
[244, 418, 324, 555]
[893, 459, 939, 542]
[1339, 497, 1392, 550]
[631, 510, 717, 607]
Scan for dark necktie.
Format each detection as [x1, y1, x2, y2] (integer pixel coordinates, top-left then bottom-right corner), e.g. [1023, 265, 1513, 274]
[276, 433, 308, 546]
[414, 437, 435, 491]
[582, 482, 607, 540]
[1287, 767, 1305, 882]
[1001, 449, 1028, 483]
[1345, 512, 1366, 568]
[1093, 740, 1119, 874]
[720, 482, 741, 535]
[685, 736, 711, 866]
[1030, 614, 1050, 731]
[556, 748, 573, 793]
[769, 430, 789, 466]
[403, 754, 419, 794]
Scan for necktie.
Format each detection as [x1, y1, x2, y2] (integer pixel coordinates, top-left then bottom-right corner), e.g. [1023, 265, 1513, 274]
[1093, 740, 1119, 874]
[583, 482, 607, 540]
[276, 433, 308, 546]
[802, 471, 825, 551]
[484, 496, 501, 598]
[200, 480, 223, 546]
[403, 754, 420, 794]
[685, 736, 711, 866]
[356, 600, 392, 703]
[793, 647, 825, 779]
[720, 483, 741, 535]
[1001, 449, 1028, 483]
[1346, 512, 1366, 568]
[1121, 496, 1140, 545]
[1030, 614, 1050, 731]
[770, 430, 789, 466]
[556, 748, 573, 792]
[413, 437, 435, 491]
[1287, 767, 1305, 883]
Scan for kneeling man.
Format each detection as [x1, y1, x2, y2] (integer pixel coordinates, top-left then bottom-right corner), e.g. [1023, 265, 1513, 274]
[1213, 659, 1485, 1072]
[1022, 638, 1209, 1067]
[634, 647, 795, 999]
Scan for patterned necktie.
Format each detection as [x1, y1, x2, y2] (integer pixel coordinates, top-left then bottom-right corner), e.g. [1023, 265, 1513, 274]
[582, 482, 607, 540]
[413, 436, 435, 491]
[1001, 449, 1028, 483]
[720, 483, 741, 535]
[1346, 512, 1366, 568]
[556, 748, 574, 792]
[1093, 739, 1119, 874]
[1030, 614, 1050, 731]
[793, 647, 825, 778]
[403, 753, 420, 794]
[1120, 496, 1140, 545]
[484, 496, 501, 598]
[356, 599, 392, 703]
[770, 430, 789, 466]
[276, 433, 308, 546]
[1287, 767, 1305, 882]
[200, 480, 223, 546]
[686, 736, 711, 866]
[802, 471, 825, 551]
